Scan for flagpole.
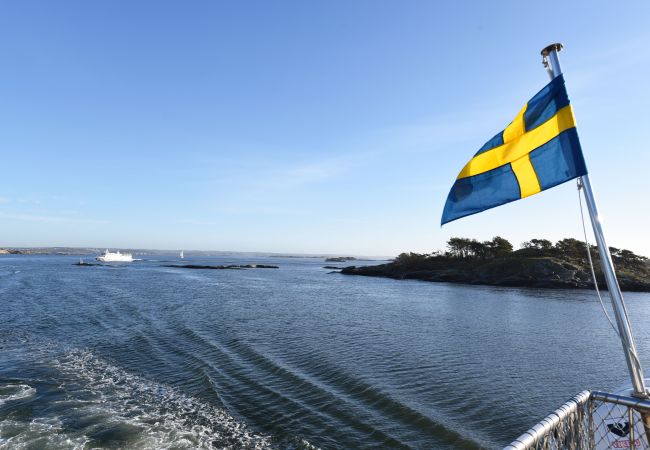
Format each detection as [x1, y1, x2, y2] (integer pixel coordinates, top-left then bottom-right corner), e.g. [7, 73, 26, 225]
[541, 43, 649, 399]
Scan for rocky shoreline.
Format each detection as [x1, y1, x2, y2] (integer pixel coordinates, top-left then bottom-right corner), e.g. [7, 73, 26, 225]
[340, 255, 650, 292]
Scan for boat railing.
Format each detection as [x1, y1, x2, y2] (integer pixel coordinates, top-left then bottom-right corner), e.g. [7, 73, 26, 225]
[504, 390, 650, 449]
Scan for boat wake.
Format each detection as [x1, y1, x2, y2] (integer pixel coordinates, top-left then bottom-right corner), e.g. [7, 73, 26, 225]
[0, 384, 35, 406]
[0, 345, 282, 449]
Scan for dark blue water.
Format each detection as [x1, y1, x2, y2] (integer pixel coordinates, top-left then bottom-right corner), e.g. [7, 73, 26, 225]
[1, 255, 649, 449]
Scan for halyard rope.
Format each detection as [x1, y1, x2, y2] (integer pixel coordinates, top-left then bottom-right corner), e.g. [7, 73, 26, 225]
[577, 178, 644, 374]
[577, 178, 619, 336]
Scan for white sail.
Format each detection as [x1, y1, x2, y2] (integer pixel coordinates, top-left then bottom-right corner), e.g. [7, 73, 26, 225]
[180, 250, 184, 259]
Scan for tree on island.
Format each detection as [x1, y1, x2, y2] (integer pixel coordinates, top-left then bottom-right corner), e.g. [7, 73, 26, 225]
[490, 236, 513, 257]
[521, 238, 553, 251]
[446, 237, 473, 258]
[445, 236, 513, 260]
[553, 238, 585, 258]
[394, 236, 648, 268]
[610, 247, 648, 268]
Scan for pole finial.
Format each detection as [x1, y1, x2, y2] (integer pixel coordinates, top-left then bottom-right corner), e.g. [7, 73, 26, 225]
[541, 43, 564, 77]
[541, 43, 564, 57]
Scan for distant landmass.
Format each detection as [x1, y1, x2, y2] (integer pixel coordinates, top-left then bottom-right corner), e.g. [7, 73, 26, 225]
[0, 247, 97, 255]
[0, 247, 286, 256]
[325, 256, 357, 262]
[0, 247, 384, 259]
[341, 237, 650, 292]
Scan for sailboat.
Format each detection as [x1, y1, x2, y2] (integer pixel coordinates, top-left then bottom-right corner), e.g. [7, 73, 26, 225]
[180, 250, 184, 259]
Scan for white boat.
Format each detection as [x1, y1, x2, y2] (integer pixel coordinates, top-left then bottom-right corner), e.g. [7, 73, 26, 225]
[96, 250, 133, 262]
[180, 250, 184, 259]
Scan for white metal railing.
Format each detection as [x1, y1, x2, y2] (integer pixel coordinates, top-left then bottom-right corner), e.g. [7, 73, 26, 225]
[504, 391, 650, 450]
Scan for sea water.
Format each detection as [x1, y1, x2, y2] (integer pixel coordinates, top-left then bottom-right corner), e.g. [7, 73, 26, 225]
[1, 255, 649, 449]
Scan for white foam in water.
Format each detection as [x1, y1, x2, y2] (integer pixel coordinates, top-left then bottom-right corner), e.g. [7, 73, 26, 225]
[0, 384, 36, 406]
[0, 335, 318, 449]
[0, 416, 90, 449]
[46, 349, 277, 449]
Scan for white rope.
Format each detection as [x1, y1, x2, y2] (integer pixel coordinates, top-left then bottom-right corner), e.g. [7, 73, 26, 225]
[577, 179, 619, 336]
[577, 179, 645, 375]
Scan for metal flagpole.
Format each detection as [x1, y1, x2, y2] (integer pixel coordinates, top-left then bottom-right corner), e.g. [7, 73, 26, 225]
[540, 43, 649, 399]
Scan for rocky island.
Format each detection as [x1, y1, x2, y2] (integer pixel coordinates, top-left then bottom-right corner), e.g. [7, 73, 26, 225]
[341, 237, 650, 292]
[163, 264, 279, 270]
[325, 256, 357, 262]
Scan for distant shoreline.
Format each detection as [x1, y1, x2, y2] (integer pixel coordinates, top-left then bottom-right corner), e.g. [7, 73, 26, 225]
[0, 247, 387, 260]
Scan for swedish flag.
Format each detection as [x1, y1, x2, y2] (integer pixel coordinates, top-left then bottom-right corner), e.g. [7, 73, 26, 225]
[441, 74, 587, 225]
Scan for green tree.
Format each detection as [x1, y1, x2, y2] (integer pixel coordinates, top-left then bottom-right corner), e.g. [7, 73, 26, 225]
[617, 249, 648, 267]
[447, 237, 473, 258]
[554, 238, 585, 258]
[469, 239, 488, 259]
[394, 252, 426, 268]
[522, 238, 553, 251]
[488, 236, 513, 258]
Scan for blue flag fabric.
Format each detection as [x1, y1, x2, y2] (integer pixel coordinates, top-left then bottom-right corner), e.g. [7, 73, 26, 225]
[441, 75, 588, 225]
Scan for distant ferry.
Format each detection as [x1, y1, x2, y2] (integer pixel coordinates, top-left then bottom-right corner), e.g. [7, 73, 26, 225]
[96, 250, 133, 262]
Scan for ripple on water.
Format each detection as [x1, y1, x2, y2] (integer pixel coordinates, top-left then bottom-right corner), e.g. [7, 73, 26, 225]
[0, 346, 296, 449]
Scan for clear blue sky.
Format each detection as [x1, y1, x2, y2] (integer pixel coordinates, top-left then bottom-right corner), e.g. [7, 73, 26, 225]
[1, 1, 649, 256]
